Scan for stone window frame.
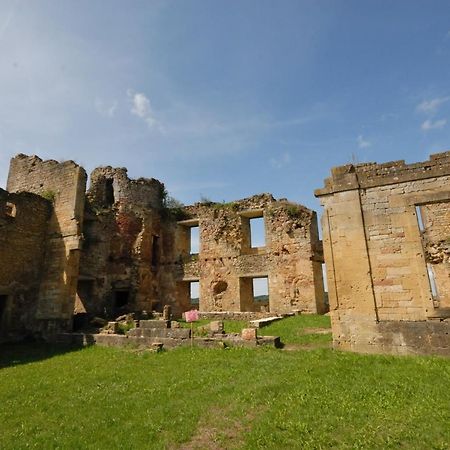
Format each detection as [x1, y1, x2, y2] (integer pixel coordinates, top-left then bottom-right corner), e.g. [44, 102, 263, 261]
[178, 278, 200, 308]
[4, 202, 16, 218]
[239, 274, 270, 312]
[177, 218, 200, 256]
[402, 190, 450, 310]
[189, 280, 200, 306]
[151, 234, 160, 271]
[0, 293, 10, 331]
[240, 209, 266, 254]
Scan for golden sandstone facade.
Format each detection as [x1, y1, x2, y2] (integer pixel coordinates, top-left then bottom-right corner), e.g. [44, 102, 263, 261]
[1, 152, 450, 356]
[316, 152, 450, 356]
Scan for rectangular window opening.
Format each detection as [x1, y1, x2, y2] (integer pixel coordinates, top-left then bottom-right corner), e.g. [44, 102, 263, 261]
[415, 205, 425, 232]
[0, 295, 8, 329]
[427, 263, 439, 299]
[151, 235, 160, 269]
[252, 277, 269, 304]
[114, 290, 130, 310]
[190, 226, 199, 254]
[5, 202, 16, 218]
[250, 216, 265, 248]
[322, 263, 328, 293]
[190, 281, 200, 306]
[105, 178, 115, 207]
[322, 263, 329, 307]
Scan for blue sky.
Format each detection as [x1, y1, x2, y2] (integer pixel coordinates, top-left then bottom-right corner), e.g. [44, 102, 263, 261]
[1, 0, 450, 210]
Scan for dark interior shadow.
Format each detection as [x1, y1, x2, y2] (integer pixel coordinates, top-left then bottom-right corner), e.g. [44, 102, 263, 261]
[0, 341, 88, 370]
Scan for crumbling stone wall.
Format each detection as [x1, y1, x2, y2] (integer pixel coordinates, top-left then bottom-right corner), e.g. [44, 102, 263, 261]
[160, 194, 325, 315]
[7, 154, 86, 333]
[0, 188, 50, 339]
[77, 167, 165, 320]
[420, 202, 450, 309]
[316, 151, 450, 356]
[2, 153, 326, 336]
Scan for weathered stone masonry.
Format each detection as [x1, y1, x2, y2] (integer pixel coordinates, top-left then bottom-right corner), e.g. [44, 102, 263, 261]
[7, 155, 86, 335]
[77, 166, 165, 321]
[159, 195, 325, 315]
[0, 154, 325, 339]
[0, 188, 50, 340]
[316, 151, 450, 356]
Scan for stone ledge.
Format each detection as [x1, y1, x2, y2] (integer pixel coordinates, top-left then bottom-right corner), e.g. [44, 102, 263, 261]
[315, 151, 450, 196]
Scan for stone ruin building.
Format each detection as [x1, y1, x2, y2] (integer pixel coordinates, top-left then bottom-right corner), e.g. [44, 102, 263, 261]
[316, 151, 450, 356]
[0, 154, 325, 341]
[2, 151, 450, 356]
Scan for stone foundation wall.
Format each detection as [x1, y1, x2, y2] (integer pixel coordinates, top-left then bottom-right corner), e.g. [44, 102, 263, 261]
[316, 151, 450, 356]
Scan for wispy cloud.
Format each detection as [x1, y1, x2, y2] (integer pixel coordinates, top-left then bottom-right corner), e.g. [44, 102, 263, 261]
[416, 96, 450, 115]
[0, 0, 17, 42]
[127, 89, 162, 130]
[357, 135, 371, 149]
[270, 152, 291, 169]
[421, 118, 447, 131]
[95, 98, 118, 117]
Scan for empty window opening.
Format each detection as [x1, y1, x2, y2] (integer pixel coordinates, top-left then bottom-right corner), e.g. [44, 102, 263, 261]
[0, 295, 8, 329]
[73, 313, 88, 332]
[322, 263, 328, 292]
[190, 226, 199, 254]
[322, 263, 329, 307]
[250, 217, 265, 248]
[151, 235, 160, 269]
[5, 202, 16, 218]
[114, 290, 130, 309]
[427, 264, 439, 299]
[253, 277, 269, 302]
[190, 281, 200, 305]
[415, 206, 425, 232]
[105, 178, 115, 206]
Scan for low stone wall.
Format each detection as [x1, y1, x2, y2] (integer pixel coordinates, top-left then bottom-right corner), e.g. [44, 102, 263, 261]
[195, 311, 289, 321]
[333, 318, 450, 357]
[55, 332, 280, 350]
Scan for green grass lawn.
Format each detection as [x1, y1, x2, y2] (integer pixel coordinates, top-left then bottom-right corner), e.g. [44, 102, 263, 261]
[0, 317, 449, 449]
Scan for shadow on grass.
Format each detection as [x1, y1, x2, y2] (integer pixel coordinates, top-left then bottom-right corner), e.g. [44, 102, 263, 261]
[0, 340, 88, 369]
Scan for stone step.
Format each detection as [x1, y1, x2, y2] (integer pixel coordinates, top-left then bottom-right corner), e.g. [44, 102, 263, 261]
[139, 320, 170, 329]
[128, 327, 191, 339]
[249, 316, 282, 328]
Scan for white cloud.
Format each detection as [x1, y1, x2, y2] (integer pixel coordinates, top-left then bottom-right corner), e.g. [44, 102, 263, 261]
[357, 135, 371, 149]
[95, 98, 117, 117]
[416, 97, 450, 115]
[270, 152, 291, 169]
[127, 90, 160, 129]
[421, 118, 447, 131]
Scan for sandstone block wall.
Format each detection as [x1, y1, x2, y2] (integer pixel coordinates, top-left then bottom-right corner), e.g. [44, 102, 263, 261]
[316, 151, 450, 356]
[7, 154, 87, 332]
[159, 194, 326, 316]
[76, 167, 165, 321]
[2, 154, 327, 337]
[0, 188, 50, 338]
